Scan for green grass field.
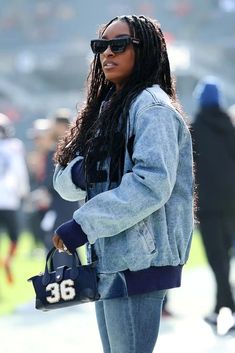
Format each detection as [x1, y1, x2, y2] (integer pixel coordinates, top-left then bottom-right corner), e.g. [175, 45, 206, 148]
[185, 228, 207, 269]
[0, 233, 45, 316]
[0, 230, 207, 316]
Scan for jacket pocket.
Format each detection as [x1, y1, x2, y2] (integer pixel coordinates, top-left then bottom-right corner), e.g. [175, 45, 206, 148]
[138, 220, 156, 254]
[121, 220, 158, 271]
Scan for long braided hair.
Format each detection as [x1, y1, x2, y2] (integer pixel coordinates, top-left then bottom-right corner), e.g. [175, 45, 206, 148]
[54, 15, 182, 167]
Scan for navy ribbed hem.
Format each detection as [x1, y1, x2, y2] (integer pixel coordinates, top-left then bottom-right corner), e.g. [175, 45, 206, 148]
[124, 265, 183, 296]
[55, 219, 88, 252]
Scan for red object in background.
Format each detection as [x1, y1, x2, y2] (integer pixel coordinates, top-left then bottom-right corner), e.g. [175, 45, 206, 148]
[0, 242, 17, 284]
[3, 260, 14, 284]
[3, 108, 20, 122]
[164, 32, 175, 44]
[174, 2, 192, 17]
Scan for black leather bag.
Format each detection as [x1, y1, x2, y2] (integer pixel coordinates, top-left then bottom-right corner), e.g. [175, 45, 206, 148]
[28, 247, 100, 311]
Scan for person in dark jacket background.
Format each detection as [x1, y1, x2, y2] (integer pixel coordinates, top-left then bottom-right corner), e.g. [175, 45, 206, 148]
[192, 77, 235, 329]
[42, 108, 79, 250]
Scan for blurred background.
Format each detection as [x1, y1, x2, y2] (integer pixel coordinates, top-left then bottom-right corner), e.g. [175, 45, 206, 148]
[0, 0, 235, 339]
[0, 0, 235, 141]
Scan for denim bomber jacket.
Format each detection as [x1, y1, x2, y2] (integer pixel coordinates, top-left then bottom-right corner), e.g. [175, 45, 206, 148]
[53, 85, 194, 274]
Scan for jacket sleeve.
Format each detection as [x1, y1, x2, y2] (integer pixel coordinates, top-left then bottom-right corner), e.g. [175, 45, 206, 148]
[74, 105, 183, 244]
[53, 155, 87, 201]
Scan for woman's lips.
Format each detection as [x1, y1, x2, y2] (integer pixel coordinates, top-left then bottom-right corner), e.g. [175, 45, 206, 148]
[103, 61, 117, 69]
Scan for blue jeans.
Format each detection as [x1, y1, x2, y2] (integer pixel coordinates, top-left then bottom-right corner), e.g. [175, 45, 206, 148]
[95, 289, 167, 353]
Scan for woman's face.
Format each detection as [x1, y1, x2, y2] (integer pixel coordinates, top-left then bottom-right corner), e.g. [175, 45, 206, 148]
[100, 20, 136, 91]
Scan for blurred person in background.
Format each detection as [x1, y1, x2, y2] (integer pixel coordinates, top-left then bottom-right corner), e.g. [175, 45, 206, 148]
[41, 108, 79, 251]
[26, 118, 54, 249]
[227, 104, 235, 256]
[192, 77, 235, 329]
[27, 114, 78, 253]
[0, 113, 30, 283]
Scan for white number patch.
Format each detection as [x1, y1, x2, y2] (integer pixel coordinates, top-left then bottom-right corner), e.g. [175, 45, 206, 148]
[46, 279, 76, 303]
[60, 279, 76, 300]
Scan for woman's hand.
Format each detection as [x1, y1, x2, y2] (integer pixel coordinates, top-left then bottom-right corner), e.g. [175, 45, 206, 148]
[53, 219, 88, 253]
[52, 233, 69, 252]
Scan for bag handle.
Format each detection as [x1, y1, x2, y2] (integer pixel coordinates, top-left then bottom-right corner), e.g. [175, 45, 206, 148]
[42, 247, 80, 286]
[48, 247, 80, 271]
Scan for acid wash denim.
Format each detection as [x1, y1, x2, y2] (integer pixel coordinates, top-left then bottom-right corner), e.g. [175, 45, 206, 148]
[53, 84, 194, 274]
[95, 289, 167, 353]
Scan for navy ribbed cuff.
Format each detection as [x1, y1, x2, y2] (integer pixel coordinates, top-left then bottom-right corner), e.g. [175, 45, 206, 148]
[55, 219, 88, 252]
[71, 160, 86, 190]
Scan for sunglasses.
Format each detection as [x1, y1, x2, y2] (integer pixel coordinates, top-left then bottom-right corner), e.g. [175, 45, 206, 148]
[90, 36, 140, 54]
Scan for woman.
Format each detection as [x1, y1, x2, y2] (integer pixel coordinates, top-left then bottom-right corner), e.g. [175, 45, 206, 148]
[52, 15, 194, 353]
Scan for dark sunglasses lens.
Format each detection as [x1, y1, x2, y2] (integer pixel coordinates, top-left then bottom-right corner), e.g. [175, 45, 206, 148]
[110, 38, 130, 53]
[91, 40, 108, 54]
[110, 43, 126, 53]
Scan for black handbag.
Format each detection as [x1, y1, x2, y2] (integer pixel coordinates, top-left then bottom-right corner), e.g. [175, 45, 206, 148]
[28, 247, 100, 311]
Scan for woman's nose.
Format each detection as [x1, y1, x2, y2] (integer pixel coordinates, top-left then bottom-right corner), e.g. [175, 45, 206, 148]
[102, 45, 115, 56]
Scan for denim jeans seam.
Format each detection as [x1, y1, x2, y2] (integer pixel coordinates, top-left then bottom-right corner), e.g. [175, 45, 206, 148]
[127, 297, 135, 353]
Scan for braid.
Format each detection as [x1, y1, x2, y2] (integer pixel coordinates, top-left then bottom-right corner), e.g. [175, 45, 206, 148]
[54, 15, 182, 166]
